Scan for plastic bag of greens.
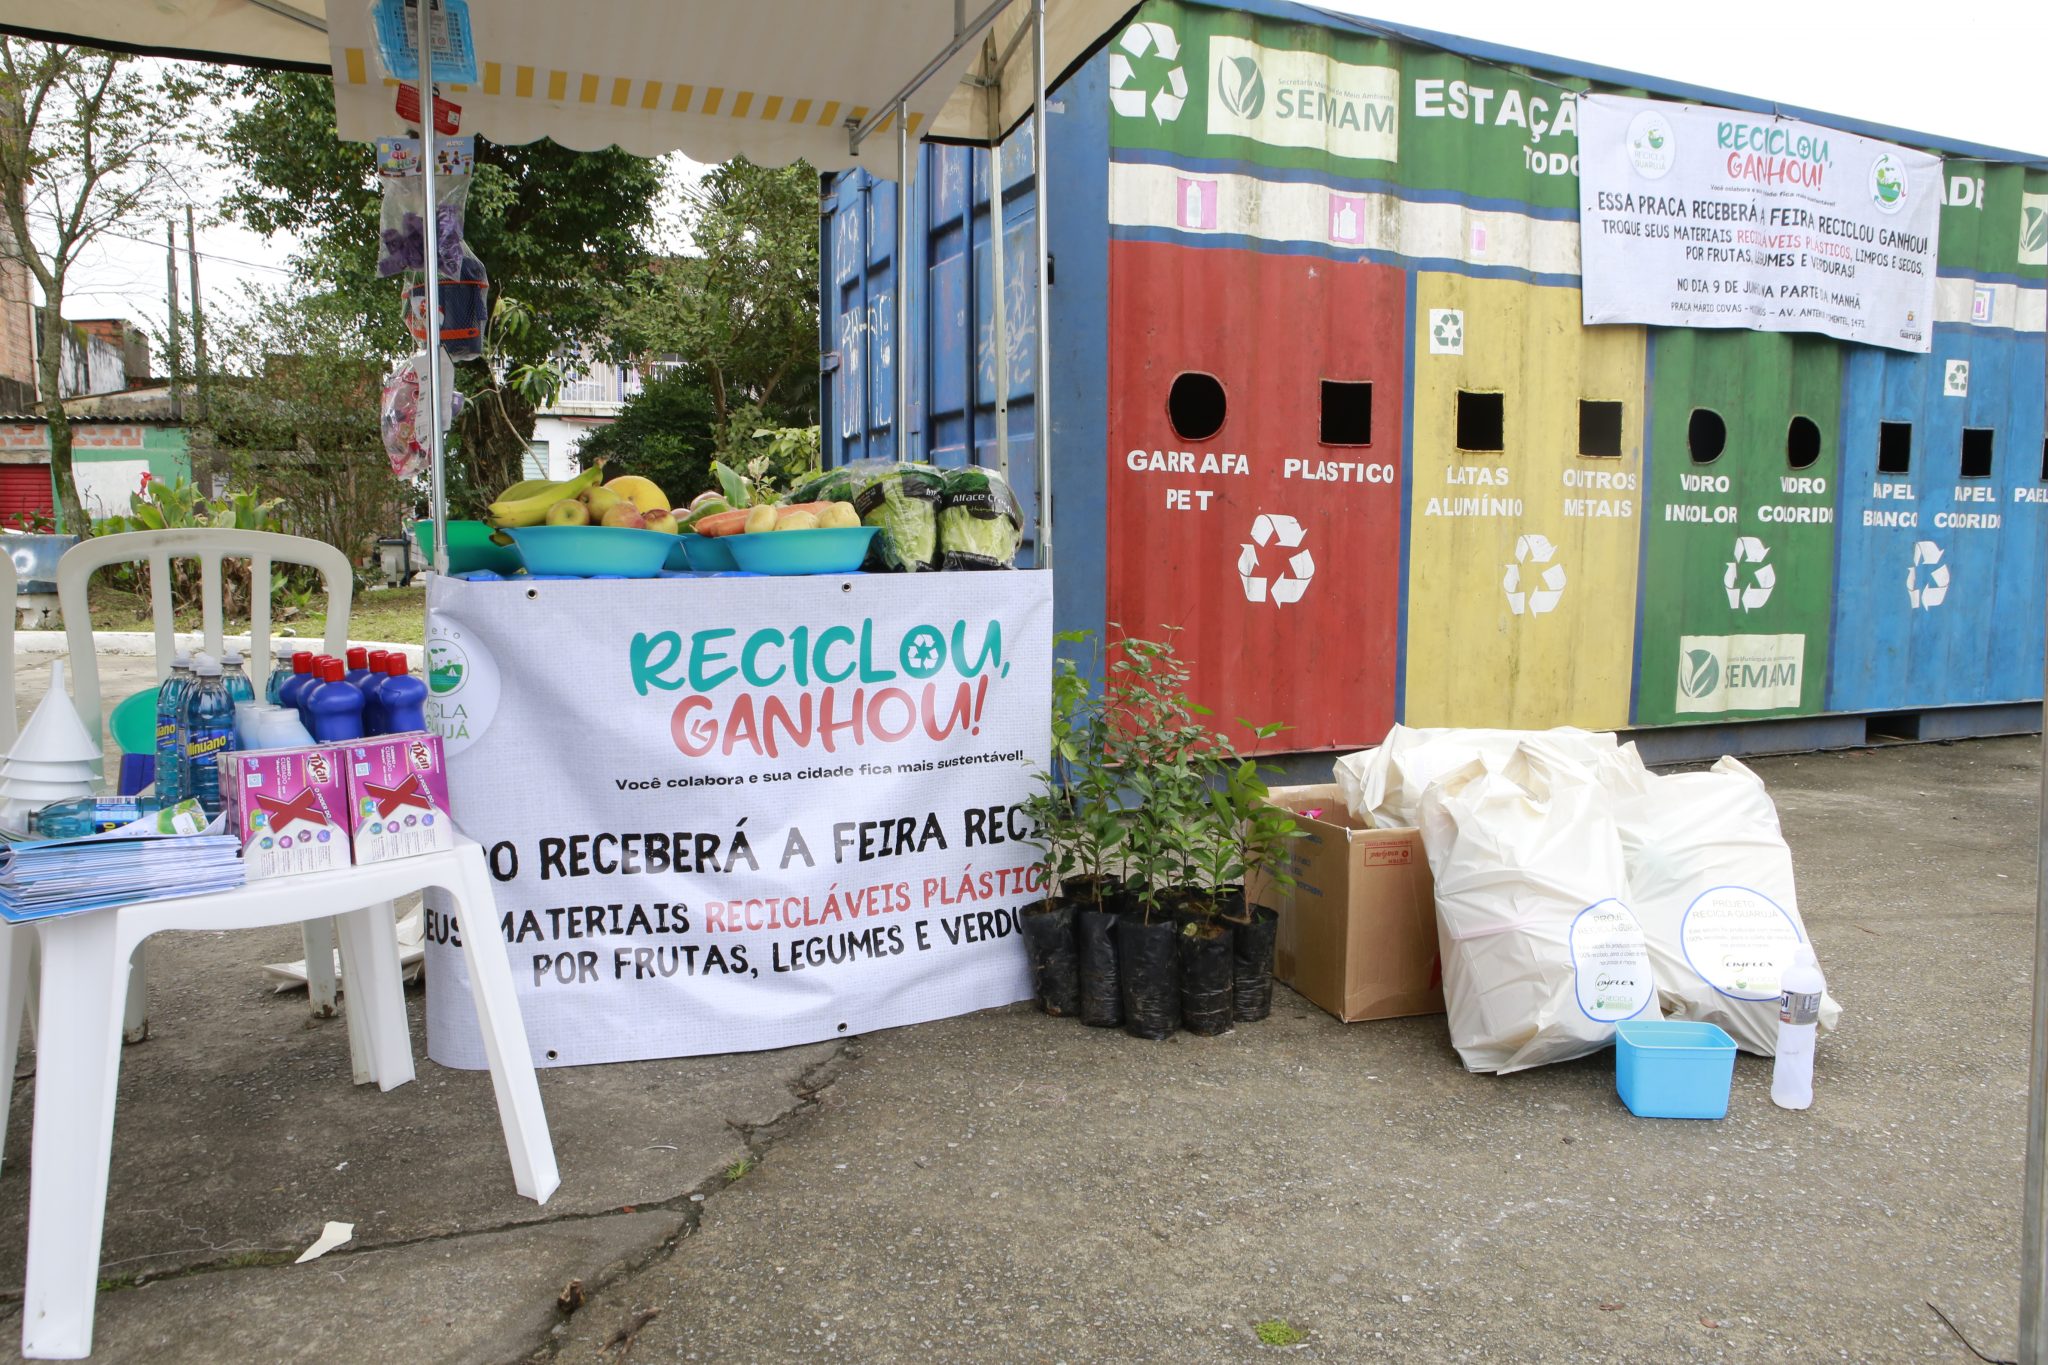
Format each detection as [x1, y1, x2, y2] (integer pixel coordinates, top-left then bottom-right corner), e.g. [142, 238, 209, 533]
[938, 466, 1024, 570]
[853, 464, 945, 572]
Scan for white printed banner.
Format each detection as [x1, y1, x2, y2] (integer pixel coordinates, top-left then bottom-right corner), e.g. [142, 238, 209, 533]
[421, 572, 1052, 1067]
[1578, 94, 1941, 353]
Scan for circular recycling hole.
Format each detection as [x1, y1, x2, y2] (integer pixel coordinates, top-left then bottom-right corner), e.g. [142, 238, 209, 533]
[1168, 371, 1227, 442]
[1786, 415, 1821, 469]
[1688, 408, 1727, 464]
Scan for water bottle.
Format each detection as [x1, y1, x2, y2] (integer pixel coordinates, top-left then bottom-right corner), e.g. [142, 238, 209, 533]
[278, 651, 318, 714]
[31, 796, 163, 840]
[305, 657, 366, 743]
[221, 648, 257, 706]
[344, 646, 375, 689]
[265, 642, 297, 704]
[376, 655, 428, 735]
[181, 654, 237, 819]
[154, 652, 193, 803]
[1770, 946, 1826, 1110]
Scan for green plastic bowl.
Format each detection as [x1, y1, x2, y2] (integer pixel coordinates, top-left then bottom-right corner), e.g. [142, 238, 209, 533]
[681, 534, 740, 572]
[502, 525, 680, 578]
[725, 527, 877, 576]
[110, 687, 158, 755]
[414, 520, 525, 576]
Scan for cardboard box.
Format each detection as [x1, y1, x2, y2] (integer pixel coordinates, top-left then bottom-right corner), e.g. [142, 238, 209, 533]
[345, 732, 454, 864]
[1253, 784, 1443, 1023]
[226, 745, 351, 879]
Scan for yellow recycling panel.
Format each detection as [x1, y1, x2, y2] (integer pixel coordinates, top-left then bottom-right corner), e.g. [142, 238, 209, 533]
[1403, 274, 1646, 730]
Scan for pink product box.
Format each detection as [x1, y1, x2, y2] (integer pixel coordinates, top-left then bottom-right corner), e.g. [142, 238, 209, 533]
[226, 745, 352, 880]
[345, 732, 453, 864]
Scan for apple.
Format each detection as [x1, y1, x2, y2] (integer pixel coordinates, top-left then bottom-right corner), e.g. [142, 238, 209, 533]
[600, 503, 646, 529]
[585, 486, 628, 522]
[642, 508, 680, 535]
[545, 498, 591, 526]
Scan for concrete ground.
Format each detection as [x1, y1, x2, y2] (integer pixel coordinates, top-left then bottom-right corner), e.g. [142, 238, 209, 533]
[1, 648, 2042, 1362]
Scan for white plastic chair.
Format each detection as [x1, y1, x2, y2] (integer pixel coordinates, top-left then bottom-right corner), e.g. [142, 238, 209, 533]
[6, 837, 558, 1359]
[58, 529, 359, 1034]
[0, 547, 17, 749]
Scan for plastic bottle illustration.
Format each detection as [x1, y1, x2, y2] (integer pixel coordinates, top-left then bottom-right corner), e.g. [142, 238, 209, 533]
[154, 652, 193, 803]
[375, 655, 428, 735]
[181, 654, 237, 819]
[1770, 946, 1826, 1110]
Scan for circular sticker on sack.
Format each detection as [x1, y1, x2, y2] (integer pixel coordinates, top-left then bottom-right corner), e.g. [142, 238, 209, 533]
[1681, 885, 1802, 1001]
[1569, 899, 1656, 1022]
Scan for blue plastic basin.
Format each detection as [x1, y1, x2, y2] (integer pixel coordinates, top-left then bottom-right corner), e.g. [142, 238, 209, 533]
[680, 533, 740, 572]
[1615, 1019, 1737, 1120]
[725, 527, 877, 576]
[502, 526, 679, 578]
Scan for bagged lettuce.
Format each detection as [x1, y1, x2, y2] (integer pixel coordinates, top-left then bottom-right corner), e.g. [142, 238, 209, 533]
[853, 463, 944, 572]
[937, 465, 1023, 570]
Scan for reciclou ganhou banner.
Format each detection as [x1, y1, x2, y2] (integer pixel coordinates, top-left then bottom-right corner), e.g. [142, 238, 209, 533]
[419, 572, 1052, 1067]
[1578, 94, 1941, 352]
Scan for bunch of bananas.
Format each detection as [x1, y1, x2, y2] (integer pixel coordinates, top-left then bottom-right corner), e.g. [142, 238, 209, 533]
[485, 465, 606, 528]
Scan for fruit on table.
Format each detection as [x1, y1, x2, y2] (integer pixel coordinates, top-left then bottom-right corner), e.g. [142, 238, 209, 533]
[601, 503, 647, 529]
[681, 497, 731, 531]
[687, 490, 725, 512]
[642, 508, 680, 535]
[775, 511, 821, 531]
[545, 498, 590, 527]
[744, 504, 778, 535]
[605, 475, 670, 514]
[819, 501, 860, 529]
[585, 485, 629, 523]
[487, 464, 605, 527]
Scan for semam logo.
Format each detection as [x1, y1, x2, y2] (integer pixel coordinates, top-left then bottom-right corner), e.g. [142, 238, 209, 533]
[1215, 54, 1264, 119]
[424, 617, 501, 756]
[1204, 34, 1398, 163]
[2021, 193, 2048, 267]
[1674, 633, 1804, 714]
[1679, 647, 1720, 701]
[1869, 152, 1908, 215]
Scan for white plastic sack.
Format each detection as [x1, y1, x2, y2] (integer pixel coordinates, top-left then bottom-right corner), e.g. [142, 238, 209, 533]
[1336, 725, 1622, 830]
[1605, 756, 1840, 1054]
[1419, 746, 1659, 1074]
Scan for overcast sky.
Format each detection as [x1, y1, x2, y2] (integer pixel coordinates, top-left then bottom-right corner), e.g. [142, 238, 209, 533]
[52, 0, 2048, 363]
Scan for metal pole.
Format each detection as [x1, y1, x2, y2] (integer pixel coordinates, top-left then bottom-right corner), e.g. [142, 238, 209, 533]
[417, 0, 449, 574]
[895, 100, 912, 463]
[2025, 581, 2048, 1359]
[163, 222, 183, 422]
[987, 143, 1009, 480]
[184, 205, 207, 419]
[1030, 0, 1052, 572]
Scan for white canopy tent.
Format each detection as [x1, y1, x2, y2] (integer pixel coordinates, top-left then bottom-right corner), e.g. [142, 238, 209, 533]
[9, 7, 2048, 1363]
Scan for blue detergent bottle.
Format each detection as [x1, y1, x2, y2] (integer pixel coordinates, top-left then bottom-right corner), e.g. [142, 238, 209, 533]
[305, 656, 366, 743]
[154, 652, 193, 803]
[220, 648, 257, 706]
[344, 646, 375, 689]
[376, 656, 428, 735]
[358, 650, 394, 732]
[293, 656, 337, 730]
[181, 654, 236, 819]
[277, 651, 318, 715]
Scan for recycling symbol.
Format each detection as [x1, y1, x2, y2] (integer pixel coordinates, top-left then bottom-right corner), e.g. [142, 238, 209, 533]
[1906, 539, 1950, 610]
[1724, 535, 1775, 611]
[1502, 533, 1565, 615]
[903, 625, 946, 674]
[1108, 21, 1185, 123]
[1238, 513, 1314, 606]
[1429, 309, 1464, 355]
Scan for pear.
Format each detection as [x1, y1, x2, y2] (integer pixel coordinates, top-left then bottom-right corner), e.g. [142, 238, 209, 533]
[585, 486, 628, 523]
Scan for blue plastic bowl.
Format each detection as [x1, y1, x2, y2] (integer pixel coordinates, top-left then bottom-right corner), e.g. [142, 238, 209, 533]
[1615, 1019, 1737, 1119]
[681, 533, 740, 572]
[725, 526, 877, 576]
[502, 526, 680, 578]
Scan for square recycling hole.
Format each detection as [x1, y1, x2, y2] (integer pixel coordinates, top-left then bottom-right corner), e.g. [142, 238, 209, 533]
[1878, 422, 1912, 474]
[1456, 391, 1504, 452]
[1320, 380, 1373, 446]
[1961, 428, 1994, 478]
[1578, 400, 1623, 457]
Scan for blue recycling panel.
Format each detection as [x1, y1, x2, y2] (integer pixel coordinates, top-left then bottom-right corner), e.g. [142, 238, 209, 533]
[1829, 327, 2048, 711]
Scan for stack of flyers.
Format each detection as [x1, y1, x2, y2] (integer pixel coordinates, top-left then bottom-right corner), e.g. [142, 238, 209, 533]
[0, 800, 243, 922]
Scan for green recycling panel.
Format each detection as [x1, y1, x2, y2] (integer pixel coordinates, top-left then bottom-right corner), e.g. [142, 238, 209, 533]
[1635, 329, 1843, 725]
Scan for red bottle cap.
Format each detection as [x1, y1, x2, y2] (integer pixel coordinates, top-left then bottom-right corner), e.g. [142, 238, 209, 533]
[347, 646, 368, 669]
[319, 657, 345, 682]
[292, 652, 314, 674]
[388, 656, 410, 677]
[367, 649, 391, 671]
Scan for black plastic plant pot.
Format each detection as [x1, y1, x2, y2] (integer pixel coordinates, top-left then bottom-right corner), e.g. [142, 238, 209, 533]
[1019, 900, 1080, 1017]
[1179, 923, 1235, 1036]
[1077, 906, 1123, 1027]
[1232, 906, 1279, 1022]
[1117, 914, 1181, 1041]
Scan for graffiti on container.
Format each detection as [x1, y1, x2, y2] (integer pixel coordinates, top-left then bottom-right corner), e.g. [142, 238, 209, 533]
[976, 232, 1037, 398]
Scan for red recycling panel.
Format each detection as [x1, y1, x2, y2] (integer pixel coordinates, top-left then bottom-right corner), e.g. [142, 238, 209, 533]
[1106, 240, 1405, 751]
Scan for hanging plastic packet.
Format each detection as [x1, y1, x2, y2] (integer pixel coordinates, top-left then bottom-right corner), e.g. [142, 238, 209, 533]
[375, 135, 488, 359]
[370, 0, 479, 86]
[381, 349, 461, 480]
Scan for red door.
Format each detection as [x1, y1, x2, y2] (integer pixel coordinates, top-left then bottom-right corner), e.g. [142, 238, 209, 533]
[1106, 241, 1406, 751]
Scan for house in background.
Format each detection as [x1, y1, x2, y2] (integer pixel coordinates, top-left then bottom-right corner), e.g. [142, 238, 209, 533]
[526, 354, 644, 480]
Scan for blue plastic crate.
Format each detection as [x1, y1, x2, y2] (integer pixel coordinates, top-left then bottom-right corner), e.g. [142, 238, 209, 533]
[1615, 1020, 1736, 1119]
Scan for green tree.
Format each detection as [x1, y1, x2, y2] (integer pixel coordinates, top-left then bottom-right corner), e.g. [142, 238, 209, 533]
[574, 365, 720, 498]
[0, 42, 199, 531]
[608, 158, 820, 440]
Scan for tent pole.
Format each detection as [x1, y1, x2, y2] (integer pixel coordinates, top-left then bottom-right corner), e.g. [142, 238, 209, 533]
[2025, 584, 2048, 1358]
[988, 142, 1009, 480]
[1030, 0, 1052, 573]
[418, 0, 449, 574]
[895, 101, 912, 463]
